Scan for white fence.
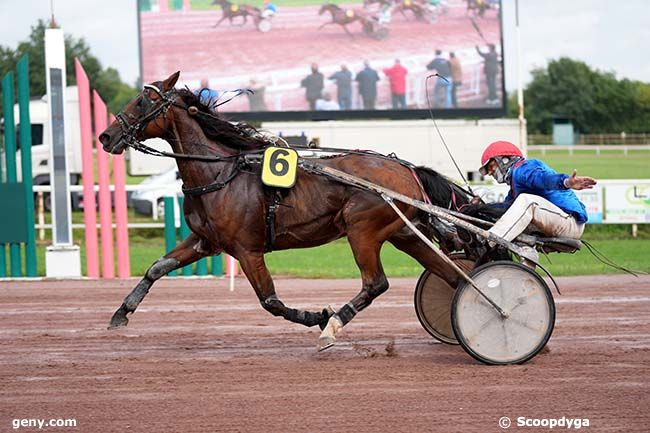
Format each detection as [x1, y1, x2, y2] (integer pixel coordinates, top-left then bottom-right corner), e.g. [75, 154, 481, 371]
[530, 145, 650, 156]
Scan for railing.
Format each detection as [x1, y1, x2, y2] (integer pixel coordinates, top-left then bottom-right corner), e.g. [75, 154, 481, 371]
[32, 184, 180, 231]
[529, 144, 650, 156]
[529, 133, 650, 146]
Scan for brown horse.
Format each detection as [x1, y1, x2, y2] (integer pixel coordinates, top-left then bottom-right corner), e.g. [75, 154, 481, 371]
[466, 0, 495, 18]
[212, 0, 260, 27]
[394, 0, 426, 21]
[99, 72, 472, 351]
[318, 3, 371, 38]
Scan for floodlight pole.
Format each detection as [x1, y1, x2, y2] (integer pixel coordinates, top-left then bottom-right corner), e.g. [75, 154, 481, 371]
[515, 0, 526, 154]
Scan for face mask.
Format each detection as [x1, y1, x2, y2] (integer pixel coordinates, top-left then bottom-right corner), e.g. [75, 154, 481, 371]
[492, 165, 506, 183]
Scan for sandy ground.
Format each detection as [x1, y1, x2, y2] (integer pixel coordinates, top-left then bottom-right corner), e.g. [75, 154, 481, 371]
[1, 274, 649, 432]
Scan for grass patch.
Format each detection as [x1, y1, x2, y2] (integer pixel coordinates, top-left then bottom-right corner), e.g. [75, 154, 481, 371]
[527, 149, 650, 179]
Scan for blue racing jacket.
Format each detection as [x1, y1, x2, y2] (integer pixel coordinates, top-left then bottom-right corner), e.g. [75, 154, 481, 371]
[501, 159, 589, 223]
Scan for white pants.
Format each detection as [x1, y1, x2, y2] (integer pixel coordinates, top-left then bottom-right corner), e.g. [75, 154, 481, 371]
[489, 193, 585, 242]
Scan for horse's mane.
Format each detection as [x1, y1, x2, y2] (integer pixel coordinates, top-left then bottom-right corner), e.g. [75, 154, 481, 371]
[177, 88, 270, 151]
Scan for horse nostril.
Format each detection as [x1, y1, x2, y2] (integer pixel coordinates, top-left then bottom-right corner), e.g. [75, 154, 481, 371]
[98, 133, 111, 145]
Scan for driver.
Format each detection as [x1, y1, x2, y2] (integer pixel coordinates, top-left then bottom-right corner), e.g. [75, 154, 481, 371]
[478, 140, 597, 262]
[261, 0, 277, 18]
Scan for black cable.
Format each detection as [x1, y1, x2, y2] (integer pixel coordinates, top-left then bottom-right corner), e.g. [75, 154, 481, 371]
[424, 74, 475, 196]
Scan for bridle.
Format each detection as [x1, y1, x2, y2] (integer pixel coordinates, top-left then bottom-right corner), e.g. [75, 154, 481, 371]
[114, 84, 178, 150]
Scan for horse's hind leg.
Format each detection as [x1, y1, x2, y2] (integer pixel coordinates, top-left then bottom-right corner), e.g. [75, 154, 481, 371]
[318, 234, 388, 351]
[108, 233, 207, 329]
[388, 227, 459, 285]
[237, 252, 334, 328]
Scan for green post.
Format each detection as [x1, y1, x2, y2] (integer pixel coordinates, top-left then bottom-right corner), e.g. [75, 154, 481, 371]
[163, 196, 177, 276]
[178, 196, 192, 276]
[2, 71, 22, 277]
[196, 256, 208, 276]
[0, 245, 5, 277]
[18, 55, 37, 276]
[0, 74, 6, 276]
[211, 255, 223, 276]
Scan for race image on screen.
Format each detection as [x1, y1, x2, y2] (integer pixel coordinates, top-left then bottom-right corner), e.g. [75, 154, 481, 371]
[138, 0, 504, 120]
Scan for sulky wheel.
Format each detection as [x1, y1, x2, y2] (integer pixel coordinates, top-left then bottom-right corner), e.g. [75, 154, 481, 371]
[451, 261, 555, 365]
[373, 26, 389, 40]
[257, 18, 272, 32]
[414, 253, 474, 344]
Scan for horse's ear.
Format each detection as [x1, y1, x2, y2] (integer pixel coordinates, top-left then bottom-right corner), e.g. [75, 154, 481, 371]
[162, 71, 180, 91]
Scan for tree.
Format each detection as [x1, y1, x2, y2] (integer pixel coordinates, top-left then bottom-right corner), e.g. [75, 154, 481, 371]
[523, 57, 650, 134]
[0, 20, 136, 115]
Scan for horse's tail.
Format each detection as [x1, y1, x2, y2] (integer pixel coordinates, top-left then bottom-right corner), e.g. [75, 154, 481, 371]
[414, 165, 506, 223]
[413, 166, 469, 209]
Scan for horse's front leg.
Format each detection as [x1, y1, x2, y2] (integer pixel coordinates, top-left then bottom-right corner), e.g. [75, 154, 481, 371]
[108, 233, 208, 329]
[318, 21, 332, 30]
[237, 252, 334, 329]
[343, 24, 355, 39]
[213, 15, 227, 27]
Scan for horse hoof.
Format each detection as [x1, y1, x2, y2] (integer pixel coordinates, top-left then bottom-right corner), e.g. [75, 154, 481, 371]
[318, 336, 336, 352]
[318, 306, 336, 331]
[107, 307, 129, 329]
[317, 315, 343, 351]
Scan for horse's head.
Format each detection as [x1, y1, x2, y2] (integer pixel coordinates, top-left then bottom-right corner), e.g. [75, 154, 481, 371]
[99, 71, 180, 154]
[319, 3, 334, 15]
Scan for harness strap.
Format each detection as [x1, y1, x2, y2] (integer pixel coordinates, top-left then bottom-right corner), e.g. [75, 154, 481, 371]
[509, 159, 526, 198]
[264, 190, 282, 253]
[181, 160, 242, 196]
[409, 168, 432, 205]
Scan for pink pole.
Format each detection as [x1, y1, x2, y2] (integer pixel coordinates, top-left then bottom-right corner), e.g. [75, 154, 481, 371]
[183, 0, 191, 11]
[74, 59, 99, 278]
[93, 91, 115, 278]
[110, 114, 130, 278]
[225, 255, 239, 276]
[159, 0, 169, 12]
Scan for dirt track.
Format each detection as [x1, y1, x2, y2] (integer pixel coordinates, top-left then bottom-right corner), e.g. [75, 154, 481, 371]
[1, 275, 649, 432]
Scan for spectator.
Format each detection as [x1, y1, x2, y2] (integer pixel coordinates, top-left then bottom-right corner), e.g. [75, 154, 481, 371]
[328, 65, 353, 110]
[300, 63, 324, 111]
[355, 60, 380, 109]
[195, 78, 219, 107]
[315, 92, 340, 110]
[246, 78, 268, 111]
[383, 59, 408, 109]
[426, 49, 452, 108]
[476, 43, 500, 104]
[449, 52, 463, 108]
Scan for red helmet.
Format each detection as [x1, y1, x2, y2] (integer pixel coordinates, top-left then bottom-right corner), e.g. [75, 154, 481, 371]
[479, 140, 523, 174]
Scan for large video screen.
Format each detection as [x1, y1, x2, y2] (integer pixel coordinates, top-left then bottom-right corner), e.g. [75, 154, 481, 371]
[138, 0, 504, 120]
